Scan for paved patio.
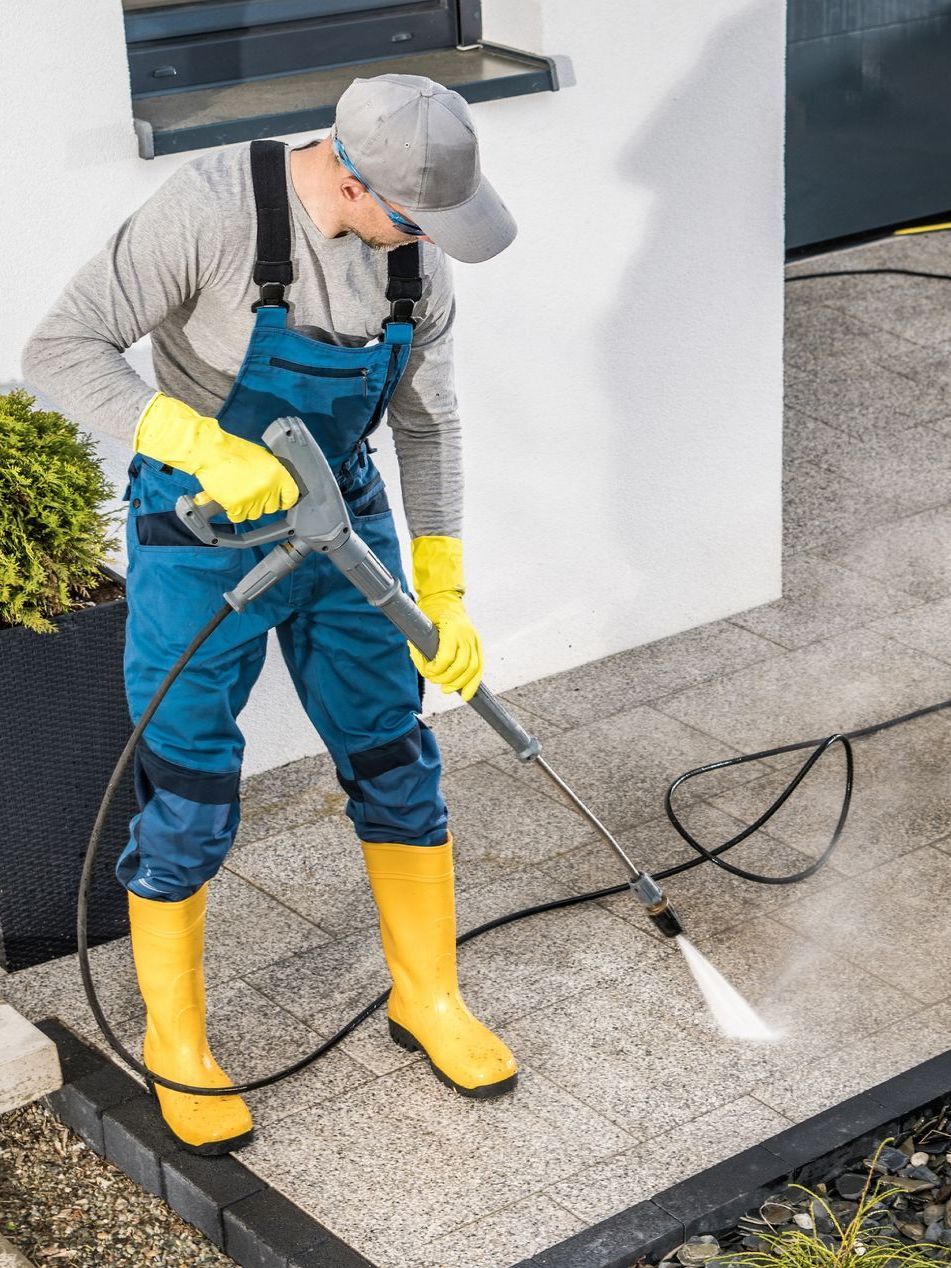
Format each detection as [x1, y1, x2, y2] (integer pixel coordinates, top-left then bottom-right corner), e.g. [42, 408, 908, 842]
[5, 232, 951, 1266]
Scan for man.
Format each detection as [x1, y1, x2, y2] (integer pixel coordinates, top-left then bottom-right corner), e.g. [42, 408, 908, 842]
[22, 73, 519, 1156]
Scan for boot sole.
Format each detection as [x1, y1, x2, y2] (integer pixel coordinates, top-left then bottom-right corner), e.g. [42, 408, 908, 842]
[146, 1079, 255, 1156]
[388, 1019, 518, 1100]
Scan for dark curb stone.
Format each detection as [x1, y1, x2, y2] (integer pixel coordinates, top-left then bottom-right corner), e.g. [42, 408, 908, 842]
[37, 1018, 144, 1155]
[223, 1187, 376, 1268]
[652, 1145, 790, 1240]
[510, 1201, 683, 1267]
[102, 1094, 180, 1198]
[36, 1018, 106, 1083]
[288, 1231, 378, 1267]
[43, 1065, 142, 1156]
[866, 1050, 951, 1119]
[162, 1149, 267, 1248]
[760, 1092, 898, 1187]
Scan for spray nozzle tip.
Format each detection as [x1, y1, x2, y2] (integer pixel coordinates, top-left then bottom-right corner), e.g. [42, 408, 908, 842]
[630, 874, 684, 940]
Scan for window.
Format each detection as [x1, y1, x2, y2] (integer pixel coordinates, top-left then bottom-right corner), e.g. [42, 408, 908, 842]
[124, 1, 566, 157]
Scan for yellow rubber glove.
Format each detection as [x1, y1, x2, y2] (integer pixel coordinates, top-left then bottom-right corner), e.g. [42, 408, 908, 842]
[133, 392, 299, 523]
[409, 536, 484, 703]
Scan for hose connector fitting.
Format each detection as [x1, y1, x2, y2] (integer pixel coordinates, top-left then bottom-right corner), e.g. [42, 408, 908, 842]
[630, 873, 684, 940]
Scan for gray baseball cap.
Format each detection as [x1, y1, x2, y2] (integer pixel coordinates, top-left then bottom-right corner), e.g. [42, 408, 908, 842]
[333, 73, 517, 263]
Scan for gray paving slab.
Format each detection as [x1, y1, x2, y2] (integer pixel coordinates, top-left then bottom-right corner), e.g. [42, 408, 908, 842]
[0, 1003, 62, 1114]
[782, 292, 909, 377]
[487, 704, 782, 843]
[730, 548, 921, 651]
[3, 875, 329, 1070]
[0, 1235, 34, 1268]
[782, 458, 907, 556]
[246, 864, 671, 1077]
[238, 752, 343, 849]
[820, 270, 951, 348]
[244, 925, 389, 1053]
[787, 230, 951, 275]
[814, 503, 951, 602]
[503, 975, 778, 1140]
[924, 409, 951, 438]
[227, 770, 599, 938]
[414, 1194, 585, 1268]
[545, 1094, 791, 1227]
[241, 749, 338, 809]
[785, 253, 918, 298]
[866, 341, 951, 417]
[748, 998, 951, 1124]
[706, 711, 951, 877]
[235, 783, 350, 850]
[783, 298, 951, 431]
[448, 869, 674, 1032]
[870, 593, 951, 666]
[656, 628, 951, 760]
[442, 760, 603, 873]
[203, 868, 330, 979]
[239, 1060, 637, 1265]
[540, 801, 848, 945]
[242, 934, 415, 1080]
[785, 413, 951, 517]
[772, 844, 951, 1007]
[225, 816, 379, 937]
[498, 618, 783, 728]
[784, 351, 926, 431]
[783, 405, 845, 468]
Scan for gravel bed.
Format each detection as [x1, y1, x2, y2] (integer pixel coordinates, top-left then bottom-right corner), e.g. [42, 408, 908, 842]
[0, 1100, 233, 1266]
[652, 1102, 951, 1267]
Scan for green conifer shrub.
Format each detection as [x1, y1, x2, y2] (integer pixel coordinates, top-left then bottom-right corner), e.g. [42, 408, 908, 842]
[0, 389, 119, 633]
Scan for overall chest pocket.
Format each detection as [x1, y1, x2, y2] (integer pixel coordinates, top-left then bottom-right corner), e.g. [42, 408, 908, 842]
[268, 357, 370, 398]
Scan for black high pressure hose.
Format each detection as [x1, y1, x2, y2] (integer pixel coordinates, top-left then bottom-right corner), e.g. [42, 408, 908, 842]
[80, 260, 951, 1096]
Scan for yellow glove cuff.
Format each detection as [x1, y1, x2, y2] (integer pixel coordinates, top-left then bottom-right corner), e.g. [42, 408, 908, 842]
[132, 390, 162, 452]
[410, 535, 465, 600]
[132, 391, 220, 474]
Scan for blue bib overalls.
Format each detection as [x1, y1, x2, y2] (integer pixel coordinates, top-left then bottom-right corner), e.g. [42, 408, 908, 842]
[116, 140, 448, 902]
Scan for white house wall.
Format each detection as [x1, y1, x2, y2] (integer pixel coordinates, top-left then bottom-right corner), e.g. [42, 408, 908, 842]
[2, 0, 785, 775]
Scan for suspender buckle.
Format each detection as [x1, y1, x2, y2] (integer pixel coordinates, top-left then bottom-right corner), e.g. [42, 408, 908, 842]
[383, 298, 418, 328]
[251, 281, 289, 312]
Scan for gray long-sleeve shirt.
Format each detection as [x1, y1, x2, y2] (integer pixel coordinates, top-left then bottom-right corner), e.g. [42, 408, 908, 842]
[21, 139, 462, 538]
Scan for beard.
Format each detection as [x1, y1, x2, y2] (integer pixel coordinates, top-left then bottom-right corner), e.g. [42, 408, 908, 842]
[350, 226, 409, 252]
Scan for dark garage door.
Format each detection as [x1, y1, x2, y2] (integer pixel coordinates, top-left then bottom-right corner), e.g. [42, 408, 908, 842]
[787, 1, 951, 250]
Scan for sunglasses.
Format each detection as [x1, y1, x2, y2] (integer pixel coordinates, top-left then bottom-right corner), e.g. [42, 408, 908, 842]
[331, 133, 426, 238]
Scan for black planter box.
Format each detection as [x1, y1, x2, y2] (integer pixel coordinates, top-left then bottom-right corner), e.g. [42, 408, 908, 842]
[0, 567, 137, 971]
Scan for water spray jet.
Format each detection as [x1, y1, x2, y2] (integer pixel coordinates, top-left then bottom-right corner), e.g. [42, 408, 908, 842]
[676, 936, 778, 1042]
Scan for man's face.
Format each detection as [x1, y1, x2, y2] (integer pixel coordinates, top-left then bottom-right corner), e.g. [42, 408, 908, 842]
[333, 150, 432, 251]
[350, 195, 433, 252]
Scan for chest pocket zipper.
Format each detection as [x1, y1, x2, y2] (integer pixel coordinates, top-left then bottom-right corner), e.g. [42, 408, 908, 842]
[268, 357, 369, 398]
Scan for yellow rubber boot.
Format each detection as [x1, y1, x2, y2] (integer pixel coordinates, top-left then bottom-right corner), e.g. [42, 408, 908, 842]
[127, 884, 254, 1154]
[360, 833, 518, 1098]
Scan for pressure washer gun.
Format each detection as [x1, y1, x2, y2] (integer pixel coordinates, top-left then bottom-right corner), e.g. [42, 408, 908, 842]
[176, 417, 683, 941]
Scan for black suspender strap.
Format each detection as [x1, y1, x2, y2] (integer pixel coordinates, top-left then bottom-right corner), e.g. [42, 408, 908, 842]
[250, 139, 423, 326]
[250, 140, 292, 311]
[384, 242, 423, 327]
